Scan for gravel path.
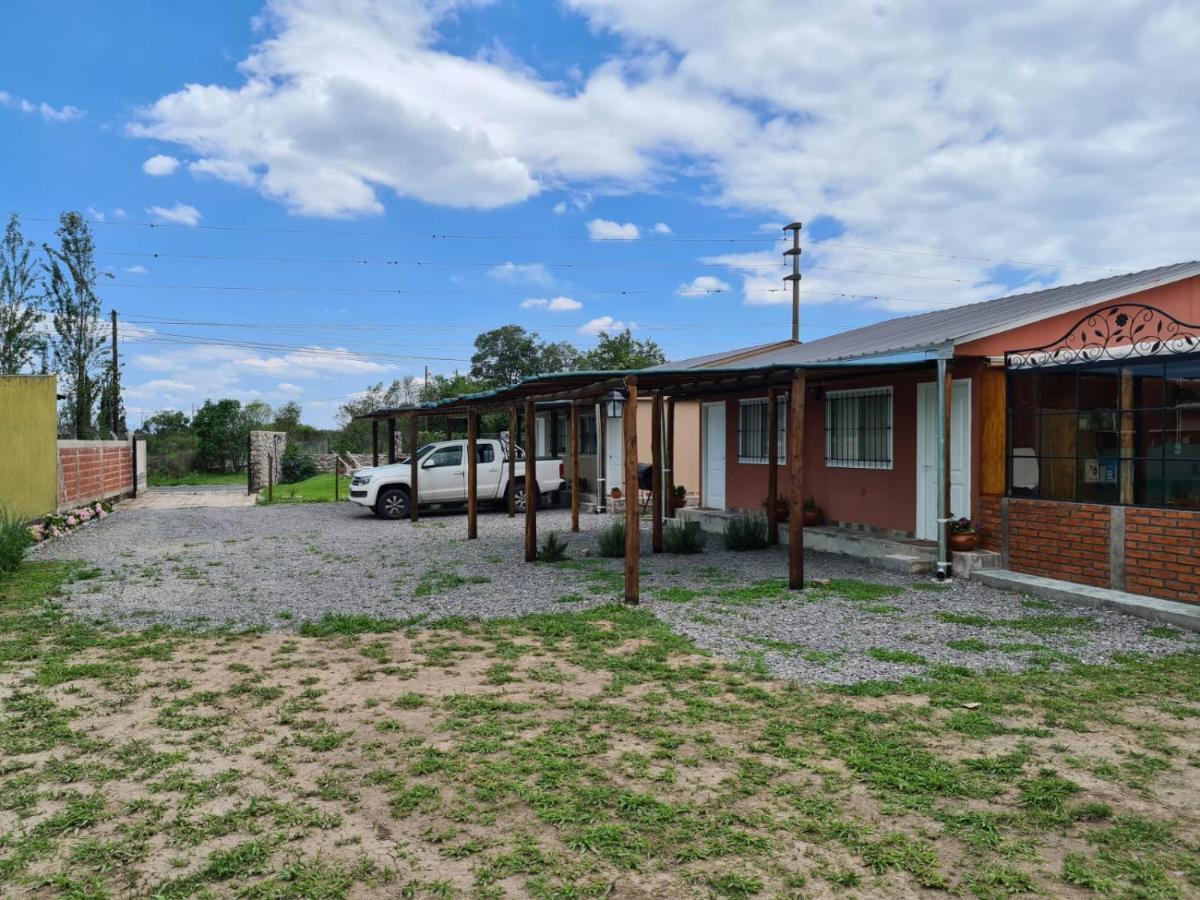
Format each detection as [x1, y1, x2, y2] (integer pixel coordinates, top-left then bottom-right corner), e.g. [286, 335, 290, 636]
[36, 500, 1198, 683]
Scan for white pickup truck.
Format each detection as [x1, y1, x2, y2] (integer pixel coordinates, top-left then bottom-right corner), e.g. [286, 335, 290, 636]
[348, 438, 565, 519]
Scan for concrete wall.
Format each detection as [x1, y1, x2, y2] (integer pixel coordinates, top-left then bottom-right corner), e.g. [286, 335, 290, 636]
[57, 439, 145, 511]
[0, 375, 59, 519]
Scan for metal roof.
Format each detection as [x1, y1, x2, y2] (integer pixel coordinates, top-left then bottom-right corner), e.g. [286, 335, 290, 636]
[661, 260, 1200, 370]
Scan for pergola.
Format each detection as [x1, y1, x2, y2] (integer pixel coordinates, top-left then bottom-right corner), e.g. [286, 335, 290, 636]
[357, 357, 953, 602]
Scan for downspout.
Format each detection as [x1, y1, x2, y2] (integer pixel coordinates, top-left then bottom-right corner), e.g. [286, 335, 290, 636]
[935, 352, 952, 580]
[595, 401, 606, 513]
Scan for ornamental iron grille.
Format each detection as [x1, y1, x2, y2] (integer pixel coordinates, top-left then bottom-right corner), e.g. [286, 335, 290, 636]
[1006, 304, 1200, 369]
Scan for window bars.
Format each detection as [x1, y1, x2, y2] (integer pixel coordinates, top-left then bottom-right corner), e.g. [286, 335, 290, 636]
[825, 387, 893, 469]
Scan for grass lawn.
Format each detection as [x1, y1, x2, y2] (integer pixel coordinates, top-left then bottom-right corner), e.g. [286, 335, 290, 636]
[1, 561, 1198, 898]
[147, 471, 246, 487]
[258, 472, 351, 504]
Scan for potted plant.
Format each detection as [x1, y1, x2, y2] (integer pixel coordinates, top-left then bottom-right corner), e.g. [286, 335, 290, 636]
[949, 517, 977, 552]
[802, 497, 821, 526]
[762, 495, 789, 522]
[611, 486, 622, 500]
[672, 484, 688, 509]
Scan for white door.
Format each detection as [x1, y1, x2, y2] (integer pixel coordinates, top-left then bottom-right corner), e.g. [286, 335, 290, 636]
[702, 402, 726, 510]
[421, 444, 466, 502]
[916, 380, 971, 541]
[604, 416, 622, 493]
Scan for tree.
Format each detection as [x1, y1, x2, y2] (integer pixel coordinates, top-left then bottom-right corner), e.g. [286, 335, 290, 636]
[273, 401, 303, 431]
[143, 410, 190, 436]
[580, 329, 667, 370]
[469, 325, 543, 386]
[192, 399, 244, 472]
[44, 212, 108, 438]
[97, 355, 127, 439]
[0, 213, 46, 375]
[538, 340, 582, 373]
[335, 378, 419, 452]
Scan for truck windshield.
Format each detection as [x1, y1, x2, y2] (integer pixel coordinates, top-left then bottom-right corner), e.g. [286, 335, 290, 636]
[398, 444, 436, 464]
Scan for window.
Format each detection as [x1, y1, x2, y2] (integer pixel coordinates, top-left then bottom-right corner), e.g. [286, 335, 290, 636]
[475, 444, 494, 464]
[580, 414, 598, 456]
[737, 395, 787, 463]
[1007, 357, 1200, 508]
[825, 387, 893, 469]
[426, 445, 462, 468]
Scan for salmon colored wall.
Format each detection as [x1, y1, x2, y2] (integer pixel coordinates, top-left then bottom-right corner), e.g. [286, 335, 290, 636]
[956, 276, 1200, 358]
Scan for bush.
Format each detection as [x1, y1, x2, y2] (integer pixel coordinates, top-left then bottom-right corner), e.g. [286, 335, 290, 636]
[280, 443, 318, 485]
[597, 520, 626, 558]
[724, 512, 769, 551]
[0, 508, 32, 574]
[664, 520, 706, 554]
[537, 531, 569, 562]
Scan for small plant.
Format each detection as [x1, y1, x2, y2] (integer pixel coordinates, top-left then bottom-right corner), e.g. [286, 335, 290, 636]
[672, 484, 687, 508]
[0, 507, 33, 574]
[610, 486, 622, 499]
[663, 520, 706, 554]
[950, 517, 975, 534]
[597, 519, 626, 557]
[537, 531, 569, 562]
[280, 443, 318, 484]
[724, 512, 769, 551]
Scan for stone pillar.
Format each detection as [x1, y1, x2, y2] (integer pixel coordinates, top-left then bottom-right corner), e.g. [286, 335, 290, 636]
[248, 431, 288, 492]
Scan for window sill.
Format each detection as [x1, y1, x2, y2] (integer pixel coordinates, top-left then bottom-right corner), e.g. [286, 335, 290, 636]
[825, 461, 893, 470]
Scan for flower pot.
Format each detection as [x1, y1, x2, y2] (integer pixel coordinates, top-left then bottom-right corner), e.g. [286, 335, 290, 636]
[672, 497, 688, 509]
[802, 508, 820, 527]
[950, 532, 977, 552]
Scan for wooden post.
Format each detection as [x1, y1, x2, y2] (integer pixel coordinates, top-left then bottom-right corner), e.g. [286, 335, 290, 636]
[409, 415, 420, 522]
[466, 408, 478, 540]
[665, 398, 676, 518]
[767, 386, 779, 545]
[507, 405, 517, 517]
[788, 370, 806, 589]
[524, 397, 538, 562]
[1120, 367, 1134, 505]
[651, 391, 664, 553]
[623, 376, 640, 603]
[570, 402, 581, 532]
[387, 418, 397, 464]
[371, 419, 379, 467]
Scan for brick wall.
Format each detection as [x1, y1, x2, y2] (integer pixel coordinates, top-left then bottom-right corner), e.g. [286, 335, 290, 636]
[977, 494, 1002, 552]
[1006, 498, 1111, 588]
[57, 440, 140, 511]
[1125, 508, 1200, 603]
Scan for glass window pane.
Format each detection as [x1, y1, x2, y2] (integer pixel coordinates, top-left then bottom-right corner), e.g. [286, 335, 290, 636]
[1131, 362, 1165, 408]
[1039, 412, 1077, 458]
[1135, 409, 1166, 457]
[1009, 415, 1039, 454]
[1164, 459, 1200, 508]
[1134, 458, 1164, 506]
[1077, 411, 1119, 457]
[1076, 456, 1119, 502]
[1041, 456, 1077, 500]
[1009, 450, 1040, 495]
[1010, 373, 1039, 415]
[1078, 367, 1119, 410]
[1041, 372, 1076, 410]
[1163, 408, 1200, 456]
[1165, 359, 1200, 408]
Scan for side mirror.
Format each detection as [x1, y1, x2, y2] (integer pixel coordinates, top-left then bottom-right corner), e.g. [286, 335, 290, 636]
[422, 457, 436, 469]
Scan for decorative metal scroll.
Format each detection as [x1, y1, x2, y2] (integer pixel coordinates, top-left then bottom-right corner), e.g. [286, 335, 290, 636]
[1006, 304, 1200, 369]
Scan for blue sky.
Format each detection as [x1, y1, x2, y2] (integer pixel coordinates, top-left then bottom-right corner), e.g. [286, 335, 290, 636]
[3, 0, 1197, 426]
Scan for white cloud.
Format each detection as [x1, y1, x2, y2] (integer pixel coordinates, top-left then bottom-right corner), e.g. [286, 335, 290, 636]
[652, 222, 671, 234]
[586, 218, 639, 240]
[676, 275, 731, 295]
[579, 315, 632, 335]
[142, 154, 180, 176]
[488, 262, 554, 287]
[123, 265, 149, 275]
[276, 382, 304, 394]
[188, 157, 258, 186]
[86, 207, 106, 223]
[145, 203, 202, 226]
[552, 201, 568, 214]
[521, 296, 583, 311]
[3, 91, 85, 122]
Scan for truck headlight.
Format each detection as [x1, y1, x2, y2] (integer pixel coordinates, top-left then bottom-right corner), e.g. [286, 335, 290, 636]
[352, 474, 373, 486]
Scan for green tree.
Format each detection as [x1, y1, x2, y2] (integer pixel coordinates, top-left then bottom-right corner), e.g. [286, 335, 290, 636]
[469, 325, 543, 386]
[580, 329, 666, 370]
[0, 213, 46, 375]
[44, 212, 109, 438]
[273, 400, 303, 431]
[97, 355, 127, 438]
[143, 410, 196, 477]
[143, 410, 190, 436]
[192, 399, 244, 472]
[336, 378, 419, 452]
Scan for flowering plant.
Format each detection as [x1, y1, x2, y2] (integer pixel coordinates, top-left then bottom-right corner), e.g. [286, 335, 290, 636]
[950, 516, 975, 534]
[28, 500, 112, 543]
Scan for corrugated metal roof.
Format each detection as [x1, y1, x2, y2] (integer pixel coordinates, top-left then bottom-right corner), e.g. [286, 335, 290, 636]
[663, 260, 1200, 370]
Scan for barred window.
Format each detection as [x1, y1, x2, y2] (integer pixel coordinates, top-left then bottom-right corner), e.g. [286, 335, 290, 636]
[825, 387, 892, 469]
[579, 414, 598, 455]
[737, 395, 787, 463]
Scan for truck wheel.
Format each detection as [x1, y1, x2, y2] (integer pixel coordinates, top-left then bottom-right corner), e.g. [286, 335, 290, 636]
[510, 483, 537, 513]
[376, 488, 411, 520]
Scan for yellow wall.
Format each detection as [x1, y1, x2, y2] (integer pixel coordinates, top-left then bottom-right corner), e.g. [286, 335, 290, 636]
[0, 376, 59, 519]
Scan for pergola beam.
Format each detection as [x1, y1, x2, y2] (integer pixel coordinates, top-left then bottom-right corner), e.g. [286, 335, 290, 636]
[507, 405, 517, 518]
[788, 369, 805, 589]
[651, 391, 664, 553]
[623, 375, 640, 603]
[767, 386, 779, 545]
[409, 414, 420, 523]
[570, 402, 581, 532]
[524, 397, 537, 562]
[466, 408, 478, 540]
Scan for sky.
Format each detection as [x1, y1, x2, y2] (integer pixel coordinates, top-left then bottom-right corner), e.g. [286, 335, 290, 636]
[2, 0, 1198, 427]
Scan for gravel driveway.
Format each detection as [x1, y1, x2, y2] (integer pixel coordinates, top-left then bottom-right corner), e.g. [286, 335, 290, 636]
[36, 501, 1198, 683]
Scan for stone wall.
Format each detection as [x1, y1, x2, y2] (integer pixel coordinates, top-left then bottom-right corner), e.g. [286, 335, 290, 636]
[248, 431, 287, 493]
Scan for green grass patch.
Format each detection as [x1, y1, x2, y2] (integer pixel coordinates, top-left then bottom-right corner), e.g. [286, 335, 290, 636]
[148, 471, 245, 487]
[258, 472, 351, 504]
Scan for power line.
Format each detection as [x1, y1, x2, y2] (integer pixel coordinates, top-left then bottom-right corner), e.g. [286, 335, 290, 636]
[813, 240, 1125, 273]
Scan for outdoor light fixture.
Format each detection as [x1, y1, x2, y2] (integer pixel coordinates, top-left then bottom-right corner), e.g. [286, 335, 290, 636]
[604, 390, 625, 419]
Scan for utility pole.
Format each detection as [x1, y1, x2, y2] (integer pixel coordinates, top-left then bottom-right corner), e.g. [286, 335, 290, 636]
[423, 365, 430, 401]
[783, 222, 802, 342]
[110, 309, 120, 436]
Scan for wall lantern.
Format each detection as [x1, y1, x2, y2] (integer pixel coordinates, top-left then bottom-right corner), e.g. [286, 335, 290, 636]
[604, 389, 625, 419]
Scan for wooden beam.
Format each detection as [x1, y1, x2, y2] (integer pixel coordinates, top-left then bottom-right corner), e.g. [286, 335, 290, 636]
[788, 370, 806, 589]
[409, 415, 420, 522]
[466, 409, 478, 540]
[387, 418, 397, 465]
[665, 398, 676, 519]
[979, 368, 1007, 496]
[651, 391, 664, 552]
[524, 397, 537, 562]
[767, 386, 779, 545]
[371, 419, 379, 467]
[570, 402, 581, 532]
[507, 405, 517, 518]
[623, 376, 640, 603]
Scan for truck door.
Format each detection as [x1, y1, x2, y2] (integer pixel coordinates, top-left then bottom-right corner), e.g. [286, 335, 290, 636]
[420, 444, 465, 502]
[474, 443, 503, 498]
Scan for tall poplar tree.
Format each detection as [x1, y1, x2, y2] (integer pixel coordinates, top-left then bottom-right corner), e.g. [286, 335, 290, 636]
[44, 212, 108, 439]
[0, 213, 46, 375]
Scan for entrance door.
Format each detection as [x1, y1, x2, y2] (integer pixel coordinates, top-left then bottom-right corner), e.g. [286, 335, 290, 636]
[702, 402, 726, 510]
[916, 380, 971, 540]
[604, 415, 622, 494]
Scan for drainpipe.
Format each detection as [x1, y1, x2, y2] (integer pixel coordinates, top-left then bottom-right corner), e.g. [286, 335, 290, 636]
[935, 354, 952, 581]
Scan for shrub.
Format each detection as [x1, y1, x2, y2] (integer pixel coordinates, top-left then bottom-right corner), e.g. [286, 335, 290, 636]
[280, 443, 318, 484]
[663, 520, 706, 554]
[597, 520, 626, 558]
[724, 512, 769, 551]
[0, 508, 32, 574]
[537, 531, 569, 562]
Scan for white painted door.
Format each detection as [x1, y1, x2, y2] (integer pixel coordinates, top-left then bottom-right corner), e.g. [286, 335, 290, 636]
[916, 380, 971, 540]
[604, 416, 622, 493]
[421, 444, 466, 502]
[702, 402, 726, 510]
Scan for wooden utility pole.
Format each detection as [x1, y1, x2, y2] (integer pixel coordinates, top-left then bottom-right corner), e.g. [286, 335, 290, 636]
[466, 409, 478, 539]
[623, 376, 639, 603]
[524, 398, 538, 562]
[651, 391, 664, 553]
[767, 386, 779, 545]
[409, 415, 420, 522]
[788, 370, 806, 589]
[570, 402, 581, 532]
[507, 405, 517, 517]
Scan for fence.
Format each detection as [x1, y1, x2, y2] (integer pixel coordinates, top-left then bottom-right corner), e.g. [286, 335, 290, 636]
[57, 439, 146, 512]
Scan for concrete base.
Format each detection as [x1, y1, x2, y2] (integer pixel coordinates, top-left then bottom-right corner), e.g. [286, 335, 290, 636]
[952, 549, 1002, 579]
[975, 569, 1200, 632]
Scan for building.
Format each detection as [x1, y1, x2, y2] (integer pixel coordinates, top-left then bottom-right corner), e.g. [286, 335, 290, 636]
[668, 260, 1200, 603]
